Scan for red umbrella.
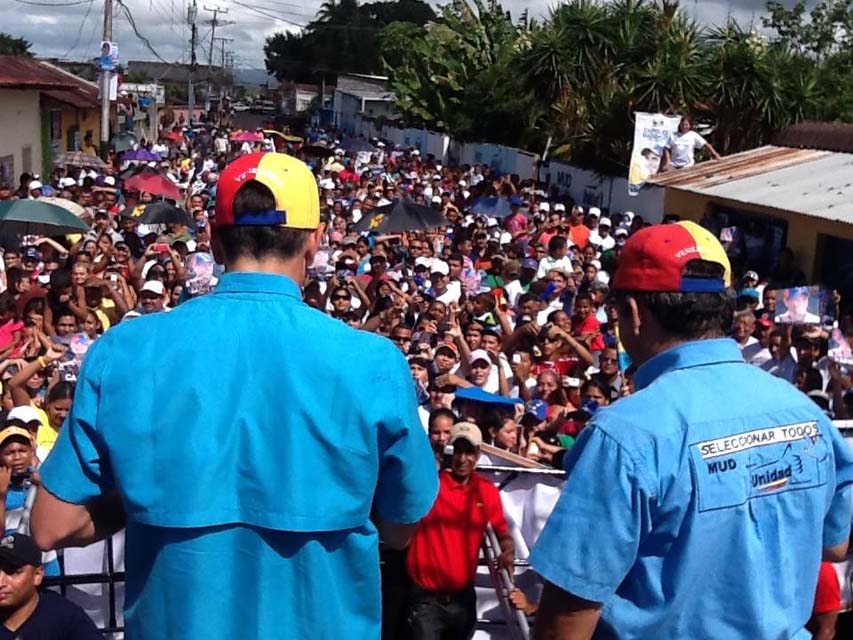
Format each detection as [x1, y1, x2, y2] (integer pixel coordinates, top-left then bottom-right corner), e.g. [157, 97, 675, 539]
[231, 131, 264, 143]
[123, 173, 182, 201]
[161, 130, 184, 142]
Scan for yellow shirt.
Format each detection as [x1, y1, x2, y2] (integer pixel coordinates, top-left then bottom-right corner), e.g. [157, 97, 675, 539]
[35, 408, 56, 453]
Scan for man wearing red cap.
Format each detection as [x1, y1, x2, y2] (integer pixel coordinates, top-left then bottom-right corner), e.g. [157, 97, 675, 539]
[530, 221, 853, 640]
[31, 152, 438, 639]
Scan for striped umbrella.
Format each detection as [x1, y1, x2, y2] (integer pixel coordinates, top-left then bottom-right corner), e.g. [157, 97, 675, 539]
[53, 150, 107, 169]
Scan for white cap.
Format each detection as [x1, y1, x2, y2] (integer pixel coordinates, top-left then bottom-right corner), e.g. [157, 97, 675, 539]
[28, 180, 43, 191]
[141, 280, 166, 296]
[377, 198, 392, 207]
[376, 141, 385, 148]
[573, 205, 584, 214]
[59, 177, 76, 188]
[554, 203, 565, 212]
[414, 256, 433, 269]
[468, 349, 492, 365]
[431, 195, 442, 204]
[599, 217, 612, 227]
[103, 176, 116, 186]
[462, 190, 470, 199]
[539, 202, 550, 212]
[623, 211, 635, 220]
[589, 206, 601, 217]
[614, 227, 629, 237]
[318, 178, 335, 190]
[486, 218, 499, 228]
[7, 405, 41, 424]
[411, 149, 420, 156]
[430, 260, 450, 276]
[458, 180, 467, 188]
[334, 148, 344, 155]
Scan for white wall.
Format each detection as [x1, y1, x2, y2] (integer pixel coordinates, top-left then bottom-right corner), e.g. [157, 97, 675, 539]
[0, 90, 41, 186]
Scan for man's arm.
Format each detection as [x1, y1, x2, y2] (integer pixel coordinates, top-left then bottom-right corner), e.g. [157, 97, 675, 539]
[377, 517, 418, 551]
[823, 541, 848, 563]
[31, 488, 125, 550]
[534, 582, 602, 640]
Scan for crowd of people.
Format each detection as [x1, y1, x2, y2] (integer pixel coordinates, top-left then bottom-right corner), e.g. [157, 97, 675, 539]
[0, 121, 849, 638]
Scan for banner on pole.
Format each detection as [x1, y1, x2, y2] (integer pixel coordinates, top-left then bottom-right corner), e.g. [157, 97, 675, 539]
[628, 112, 680, 196]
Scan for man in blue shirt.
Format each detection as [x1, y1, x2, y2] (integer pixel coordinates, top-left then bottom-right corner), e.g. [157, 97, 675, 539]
[531, 221, 853, 640]
[30, 152, 439, 639]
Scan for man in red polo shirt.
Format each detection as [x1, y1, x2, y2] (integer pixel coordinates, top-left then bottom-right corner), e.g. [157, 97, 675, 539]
[406, 422, 514, 639]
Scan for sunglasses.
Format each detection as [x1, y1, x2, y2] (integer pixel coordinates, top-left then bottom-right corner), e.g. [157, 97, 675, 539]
[332, 295, 349, 301]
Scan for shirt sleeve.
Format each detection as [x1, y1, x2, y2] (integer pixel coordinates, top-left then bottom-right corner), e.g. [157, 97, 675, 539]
[813, 562, 841, 615]
[483, 481, 509, 537]
[822, 419, 853, 548]
[692, 132, 707, 149]
[529, 424, 652, 603]
[373, 348, 439, 524]
[39, 336, 115, 504]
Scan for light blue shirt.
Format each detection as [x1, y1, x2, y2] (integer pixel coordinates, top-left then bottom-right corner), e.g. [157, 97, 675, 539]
[530, 338, 853, 640]
[40, 272, 438, 639]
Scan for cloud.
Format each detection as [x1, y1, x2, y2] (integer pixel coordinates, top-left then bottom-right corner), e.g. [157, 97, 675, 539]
[0, 0, 818, 69]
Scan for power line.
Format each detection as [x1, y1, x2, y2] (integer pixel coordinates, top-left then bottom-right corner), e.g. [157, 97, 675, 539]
[14, 0, 92, 5]
[228, 0, 306, 29]
[115, 0, 170, 62]
[60, 0, 95, 58]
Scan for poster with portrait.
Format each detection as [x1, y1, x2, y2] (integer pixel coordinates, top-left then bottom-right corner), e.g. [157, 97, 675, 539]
[98, 41, 118, 71]
[772, 286, 831, 325]
[627, 112, 681, 196]
[828, 329, 853, 366]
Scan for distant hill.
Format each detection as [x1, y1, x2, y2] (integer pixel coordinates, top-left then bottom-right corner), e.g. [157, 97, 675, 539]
[232, 68, 280, 89]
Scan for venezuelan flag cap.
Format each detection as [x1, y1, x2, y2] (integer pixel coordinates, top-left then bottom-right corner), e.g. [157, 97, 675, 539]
[214, 152, 319, 229]
[611, 220, 731, 293]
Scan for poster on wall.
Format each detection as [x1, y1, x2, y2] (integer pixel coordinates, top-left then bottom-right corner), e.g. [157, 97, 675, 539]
[627, 112, 681, 196]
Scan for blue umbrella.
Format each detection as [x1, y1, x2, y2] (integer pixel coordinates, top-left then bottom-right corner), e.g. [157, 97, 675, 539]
[341, 137, 375, 154]
[122, 148, 162, 162]
[469, 197, 514, 219]
[454, 387, 524, 408]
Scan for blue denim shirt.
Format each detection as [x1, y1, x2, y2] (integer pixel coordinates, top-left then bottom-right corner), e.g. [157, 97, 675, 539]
[41, 271, 438, 639]
[531, 338, 853, 640]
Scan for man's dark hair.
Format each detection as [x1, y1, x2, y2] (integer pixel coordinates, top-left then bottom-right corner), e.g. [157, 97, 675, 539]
[215, 182, 311, 264]
[548, 236, 567, 252]
[617, 260, 735, 339]
[428, 408, 455, 429]
[801, 367, 824, 393]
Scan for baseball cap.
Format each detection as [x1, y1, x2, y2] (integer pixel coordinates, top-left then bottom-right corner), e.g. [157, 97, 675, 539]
[554, 203, 566, 212]
[599, 217, 612, 228]
[214, 152, 319, 229]
[738, 288, 759, 301]
[522, 258, 539, 271]
[28, 180, 43, 191]
[22, 247, 42, 262]
[0, 425, 33, 448]
[524, 399, 548, 422]
[430, 260, 450, 276]
[743, 270, 759, 282]
[435, 341, 459, 357]
[7, 406, 41, 425]
[756, 316, 772, 328]
[141, 280, 166, 296]
[468, 349, 492, 366]
[611, 221, 731, 293]
[614, 227, 629, 238]
[588, 207, 601, 217]
[450, 422, 482, 447]
[0, 534, 41, 568]
[539, 202, 551, 213]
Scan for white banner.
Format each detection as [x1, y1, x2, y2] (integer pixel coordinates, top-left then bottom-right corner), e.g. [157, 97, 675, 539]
[628, 112, 680, 196]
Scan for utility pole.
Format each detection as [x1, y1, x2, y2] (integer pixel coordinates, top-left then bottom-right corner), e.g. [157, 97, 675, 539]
[203, 6, 233, 121]
[187, 0, 198, 125]
[214, 37, 234, 125]
[99, 0, 112, 160]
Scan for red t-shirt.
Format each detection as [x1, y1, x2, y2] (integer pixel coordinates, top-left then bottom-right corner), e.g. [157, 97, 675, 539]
[568, 224, 590, 249]
[406, 470, 508, 592]
[533, 357, 579, 377]
[813, 562, 841, 615]
[571, 314, 604, 352]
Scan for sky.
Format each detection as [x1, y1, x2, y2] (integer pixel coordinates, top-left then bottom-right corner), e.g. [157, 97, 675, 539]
[0, 0, 810, 70]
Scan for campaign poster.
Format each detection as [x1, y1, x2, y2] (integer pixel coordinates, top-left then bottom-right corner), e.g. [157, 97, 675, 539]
[627, 112, 681, 196]
[772, 286, 831, 325]
[98, 41, 119, 71]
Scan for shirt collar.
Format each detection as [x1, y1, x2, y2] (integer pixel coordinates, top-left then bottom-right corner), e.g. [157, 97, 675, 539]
[213, 272, 302, 299]
[634, 338, 743, 391]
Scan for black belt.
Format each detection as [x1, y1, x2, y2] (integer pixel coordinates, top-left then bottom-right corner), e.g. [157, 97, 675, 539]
[410, 584, 474, 605]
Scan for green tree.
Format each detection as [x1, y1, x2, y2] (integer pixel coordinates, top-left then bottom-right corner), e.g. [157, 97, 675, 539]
[0, 33, 32, 56]
[264, 0, 435, 83]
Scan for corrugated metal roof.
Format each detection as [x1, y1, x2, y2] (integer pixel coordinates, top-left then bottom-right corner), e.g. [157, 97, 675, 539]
[648, 145, 853, 225]
[0, 56, 98, 107]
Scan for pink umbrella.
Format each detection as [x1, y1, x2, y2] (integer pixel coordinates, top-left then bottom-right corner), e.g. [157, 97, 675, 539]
[230, 131, 264, 143]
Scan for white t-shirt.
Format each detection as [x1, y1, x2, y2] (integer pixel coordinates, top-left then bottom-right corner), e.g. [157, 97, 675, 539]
[668, 130, 707, 168]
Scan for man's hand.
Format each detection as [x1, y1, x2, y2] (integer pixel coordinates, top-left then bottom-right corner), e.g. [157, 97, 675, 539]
[510, 588, 538, 616]
[0, 465, 11, 497]
[44, 345, 68, 364]
[499, 548, 515, 577]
